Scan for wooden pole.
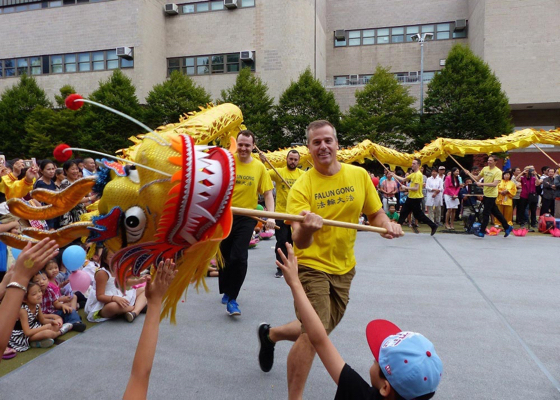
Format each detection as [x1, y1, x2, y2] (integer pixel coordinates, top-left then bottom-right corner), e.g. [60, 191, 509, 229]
[371, 152, 391, 174]
[533, 143, 560, 167]
[307, 159, 314, 168]
[254, 145, 292, 189]
[446, 153, 477, 181]
[231, 207, 388, 234]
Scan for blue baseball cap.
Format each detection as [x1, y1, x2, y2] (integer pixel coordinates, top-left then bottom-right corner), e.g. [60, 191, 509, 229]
[366, 320, 443, 400]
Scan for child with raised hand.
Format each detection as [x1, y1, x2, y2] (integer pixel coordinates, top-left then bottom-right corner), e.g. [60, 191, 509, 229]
[9, 281, 73, 351]
[276, 244, 443, 400]
[123, 259, 177, 400]
[0, 239, 60, 360]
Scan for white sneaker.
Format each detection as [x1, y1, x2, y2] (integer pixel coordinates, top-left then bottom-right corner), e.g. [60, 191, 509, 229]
[60, 323, 73, 335]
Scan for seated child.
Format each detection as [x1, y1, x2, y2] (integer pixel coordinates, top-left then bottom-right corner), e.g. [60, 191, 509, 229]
[386, 205, 399, 223]
[9, 282, 74, 351]
[85, 248, 147, 323]
[33, 268, 86, 332]
[276, 244, 443, 400]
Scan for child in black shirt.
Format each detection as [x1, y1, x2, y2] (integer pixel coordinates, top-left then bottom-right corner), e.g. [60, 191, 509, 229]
[276, 244, 443, 400]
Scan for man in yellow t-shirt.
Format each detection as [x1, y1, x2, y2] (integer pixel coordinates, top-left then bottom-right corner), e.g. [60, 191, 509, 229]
[393, 159, 438, 235]
[218, 130, 275, 316]
[257, 120, 403, 398]
[261, 150, 305, 278]
[472, 154, 513, 238]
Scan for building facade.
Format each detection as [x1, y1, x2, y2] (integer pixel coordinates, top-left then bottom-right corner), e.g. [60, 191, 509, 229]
[1, 0, 559, 129]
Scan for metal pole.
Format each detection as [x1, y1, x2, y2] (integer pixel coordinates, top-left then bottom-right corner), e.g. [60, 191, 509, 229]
[419, 40, 425, 115]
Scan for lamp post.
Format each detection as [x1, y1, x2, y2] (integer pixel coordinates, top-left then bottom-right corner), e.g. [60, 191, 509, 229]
[411, 32, 433, 115]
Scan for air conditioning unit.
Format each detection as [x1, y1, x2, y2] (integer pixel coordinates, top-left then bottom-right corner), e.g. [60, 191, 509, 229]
[454, 19, 466, 31]
[439, 59, 446, 66]
[349, 74, 359, 84]
[334, 30, 345, 41]
[224, 0, 238, 9]
[163, 3, 178, 15]
[116, 47, 133, 60]
[240, 51, 254, 61]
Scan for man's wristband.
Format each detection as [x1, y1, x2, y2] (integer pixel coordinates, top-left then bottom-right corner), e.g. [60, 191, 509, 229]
[6, 282, 27, 293]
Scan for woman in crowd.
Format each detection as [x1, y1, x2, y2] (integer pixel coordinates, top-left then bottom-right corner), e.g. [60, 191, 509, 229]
[58, 160, 94, 227]
[443, 167, 461, 230]
[517, 165, 541, 229]
[496, 170, 517, 228]
[33, 160, 59, 229]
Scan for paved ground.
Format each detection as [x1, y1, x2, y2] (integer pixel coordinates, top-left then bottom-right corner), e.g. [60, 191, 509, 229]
[1, 231, 559, 399]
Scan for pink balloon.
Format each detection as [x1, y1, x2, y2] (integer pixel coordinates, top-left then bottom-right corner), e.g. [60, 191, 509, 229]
[372, 177, 380, 187]
[69, 270, 91, 293]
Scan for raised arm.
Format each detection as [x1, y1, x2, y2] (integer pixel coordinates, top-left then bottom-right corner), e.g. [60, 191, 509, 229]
[123, 260, 177, 400]
[277, 244, 345, 384]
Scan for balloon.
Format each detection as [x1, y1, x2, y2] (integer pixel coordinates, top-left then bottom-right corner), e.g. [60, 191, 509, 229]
[62, 245, 86, 272]
[256, 204, 264, 211]
[69, 270, 91, 293]
[11, 248, 22, 260]
[372, 177, 379, 187]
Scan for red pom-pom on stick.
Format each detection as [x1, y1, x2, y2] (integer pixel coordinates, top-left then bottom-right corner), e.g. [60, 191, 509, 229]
[65, 94, 84, 110]
[53, 144, 72, 162]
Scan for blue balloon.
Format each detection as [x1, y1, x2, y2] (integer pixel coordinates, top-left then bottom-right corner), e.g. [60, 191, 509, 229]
[62, 245, 86, 272]
[11, 248, 22, 260]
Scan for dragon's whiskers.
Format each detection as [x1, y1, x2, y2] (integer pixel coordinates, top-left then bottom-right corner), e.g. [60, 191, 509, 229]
[63, 147, 172, 177]
[71, 98, 169, 144]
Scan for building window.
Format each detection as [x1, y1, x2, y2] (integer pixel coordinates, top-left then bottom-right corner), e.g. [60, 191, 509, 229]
[0, 49, 133, 79]
[334, 21, 465, 47]
[30, 57, 41, 75]
[334, 76, 348, 86]
[65, 54, 76, 73]
[362, 29, 375, 45]
[17, 58, 28, 75]
[348, 31, 361, 46]
[377, 28, 389, 44]
[178, 0, 255, 14]
[406, 26, 419, 42]
[167, 52, 255, 77]
[0, 0, 110, 14]
[391, 27, 404, 43]
[436, 23, 450, 40]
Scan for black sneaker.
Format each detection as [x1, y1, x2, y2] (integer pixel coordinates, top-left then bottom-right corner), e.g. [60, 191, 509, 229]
[412, 225, 419, 234]
[72, 322, 86, 332]
[275, 269, 283, 278]
[258, 323, 275, 372]
[431, 226, 438, 236]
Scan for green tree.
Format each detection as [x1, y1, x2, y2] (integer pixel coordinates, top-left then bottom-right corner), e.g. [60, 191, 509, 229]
[421, 43, 513, 146]
[274, 68, 341, 148]
[144, 71, 211, 129]
[25, 85, 84, 160]
[0, 75, 51, 157]
[219, 68, 274, 149]
[79, 70, 144, 154]
[340, 65, 417, 149]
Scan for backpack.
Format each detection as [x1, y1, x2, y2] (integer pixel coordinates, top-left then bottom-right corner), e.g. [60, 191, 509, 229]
[538, 214, 556, 233]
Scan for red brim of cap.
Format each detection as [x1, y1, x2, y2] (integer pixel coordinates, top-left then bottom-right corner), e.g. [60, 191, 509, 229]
[366, 319, 401, 360]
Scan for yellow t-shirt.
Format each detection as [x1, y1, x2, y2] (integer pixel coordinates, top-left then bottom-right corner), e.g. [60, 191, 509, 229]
[481, 166, 502, 198]
[286, 164, 382, 275]
[407, 171, 424, 199]
[231, 155, 274, 209]
[268, 167, 305, 213]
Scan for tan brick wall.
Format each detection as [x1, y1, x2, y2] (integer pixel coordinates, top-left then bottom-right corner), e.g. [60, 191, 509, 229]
[480, 0, 560, 105]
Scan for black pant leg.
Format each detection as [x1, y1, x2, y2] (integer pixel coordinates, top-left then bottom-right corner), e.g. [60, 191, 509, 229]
[397, 200, 412, 225]
[517, 198, 528, 225]
[481, 196, 494, 231]
[489, 198, 509, 228]
[218, 216, 256, 300]
[529, 201, 538, 226]
[275, 220, 292, 264]
[410, 198, 437, 229]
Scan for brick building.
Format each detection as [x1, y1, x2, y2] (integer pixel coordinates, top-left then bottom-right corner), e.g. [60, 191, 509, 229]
[1, 0, 559, 130]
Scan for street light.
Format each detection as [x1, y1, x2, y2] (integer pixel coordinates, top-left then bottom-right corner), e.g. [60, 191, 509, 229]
[411, 32, 433, 115]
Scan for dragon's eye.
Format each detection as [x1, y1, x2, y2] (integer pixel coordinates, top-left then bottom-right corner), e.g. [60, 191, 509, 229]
[124, 206, 146, 243]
